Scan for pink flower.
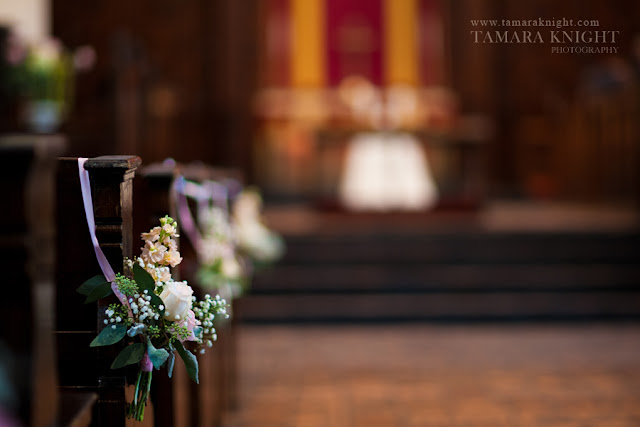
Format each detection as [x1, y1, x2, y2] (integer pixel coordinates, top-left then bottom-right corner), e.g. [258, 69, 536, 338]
[141, 241, 167, 264]
[141, 226, 161, 243]
[140, 351, 153, 372]
[182, 310, 199, 342]
[163, 249, 183, 268]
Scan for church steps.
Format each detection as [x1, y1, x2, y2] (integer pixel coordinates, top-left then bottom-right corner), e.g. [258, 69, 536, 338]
[238, 292, 640, 322]
[279, 232, 640, 265]
[252, 264, 640, 293]
[239, 229, 640, 322]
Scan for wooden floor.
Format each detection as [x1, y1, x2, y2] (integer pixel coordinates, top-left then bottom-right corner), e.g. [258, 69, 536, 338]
[223, 324, 640, 427]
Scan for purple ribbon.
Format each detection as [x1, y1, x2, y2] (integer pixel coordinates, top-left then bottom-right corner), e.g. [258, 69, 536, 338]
[172, 176, 203, 252]
[78, 158, 130, 309]
[203, 180, 229, 211]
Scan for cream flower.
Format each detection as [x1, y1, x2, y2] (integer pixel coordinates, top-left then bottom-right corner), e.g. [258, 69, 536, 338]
[156, 266, 172, 282]
[142, 241, 167, 264]
[164, 249, 183, 268]
[141, 226, 161, 243]
[159, 280, 193, 321]
[146, 265, 171, 283]
[162, 222, 177, 236]
[163, 237, 178, 250]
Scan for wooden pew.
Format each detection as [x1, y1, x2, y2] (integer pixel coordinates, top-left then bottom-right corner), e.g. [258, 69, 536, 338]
[0, 134, 68, 426]
[134, 161, 225, 427]
[55, 155, 142, 427]
[179, 162, 243, 414]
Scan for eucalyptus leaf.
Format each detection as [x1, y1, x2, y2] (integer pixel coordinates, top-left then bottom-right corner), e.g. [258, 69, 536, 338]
[193, 326, 203, 340]
[174, 340, 199, 384]
[167, 350, 175, 378]
[77, 275, 109, 296]
[85, 282, 113, 304]
[146, 338, 170, 369]
[110, 343, 145, 370]
[90, 324, 127, 347]
[127, 324, 146, 337]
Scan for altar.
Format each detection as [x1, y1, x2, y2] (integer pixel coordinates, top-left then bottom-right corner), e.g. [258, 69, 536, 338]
[338, 131, 438, 211]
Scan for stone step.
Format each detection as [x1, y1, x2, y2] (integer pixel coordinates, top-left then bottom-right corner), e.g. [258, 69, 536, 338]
[252, 263, 640, 294]
[280, 232, 640, 265]
[242, 229, 640, 322]
[237, 291, 640, 322]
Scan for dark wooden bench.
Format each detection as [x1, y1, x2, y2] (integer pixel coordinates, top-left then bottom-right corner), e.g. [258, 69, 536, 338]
[135, 161, 226, 427]
[55, 155, 142, 427]
[0, 135, 68, 426]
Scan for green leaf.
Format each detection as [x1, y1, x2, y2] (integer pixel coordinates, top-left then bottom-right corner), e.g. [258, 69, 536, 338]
[110, 343, 145, 370]
[77, 275, 109, 296]
[167, 343, 176, 378]
[146, 338, 170, 369]
[174, 340, 199, 384]
[85, 282, 114, 304]
[90, 324, 127, 347]
[133, 263, 155, 292]
[133, 263, 165, 315]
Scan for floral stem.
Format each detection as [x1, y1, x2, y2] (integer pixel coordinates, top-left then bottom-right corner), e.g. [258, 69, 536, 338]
[128, 370, 153, 421]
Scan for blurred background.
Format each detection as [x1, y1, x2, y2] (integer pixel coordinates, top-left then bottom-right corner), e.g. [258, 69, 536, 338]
[2, 0, 640, 425]
[1, 0, 639, 208]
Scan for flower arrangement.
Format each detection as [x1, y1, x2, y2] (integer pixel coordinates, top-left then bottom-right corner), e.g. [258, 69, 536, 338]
[232, 188, 285, 267]
[196, 205, 247, 297]
[4, 33, 94, 132]
[77, 215, 228, 421]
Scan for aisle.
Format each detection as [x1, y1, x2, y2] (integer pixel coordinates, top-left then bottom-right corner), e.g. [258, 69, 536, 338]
[224, 324, 640, 427]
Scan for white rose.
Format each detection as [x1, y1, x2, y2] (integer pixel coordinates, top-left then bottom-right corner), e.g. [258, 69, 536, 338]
[159, 281, 193, 321]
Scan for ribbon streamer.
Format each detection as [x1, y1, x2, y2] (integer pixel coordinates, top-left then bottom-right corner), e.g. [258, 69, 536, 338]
[172, 176, 204, 252]
[78, 158, 130, 308]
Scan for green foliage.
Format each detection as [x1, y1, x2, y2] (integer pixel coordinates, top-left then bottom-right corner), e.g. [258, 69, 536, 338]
[167, 342, 176, 378]
[133, 263, 165, 315]
[146, 325, 161, 339]
[146, 338, 170, 370]
[115, 274, 138, 297]
[90, 324, 127, 347]
[170, 324, 192, 342]
[133, 263, 155, 292]
[111, 343, 145, 370]
[76, 275, 109, 296]
[174, 340, 199, 384]
[84, 282, 113, 304]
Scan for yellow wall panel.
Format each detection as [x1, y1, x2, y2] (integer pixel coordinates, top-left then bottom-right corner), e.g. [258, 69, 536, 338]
[383, 0, 418, 86]
[291, 0, 326, 87]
